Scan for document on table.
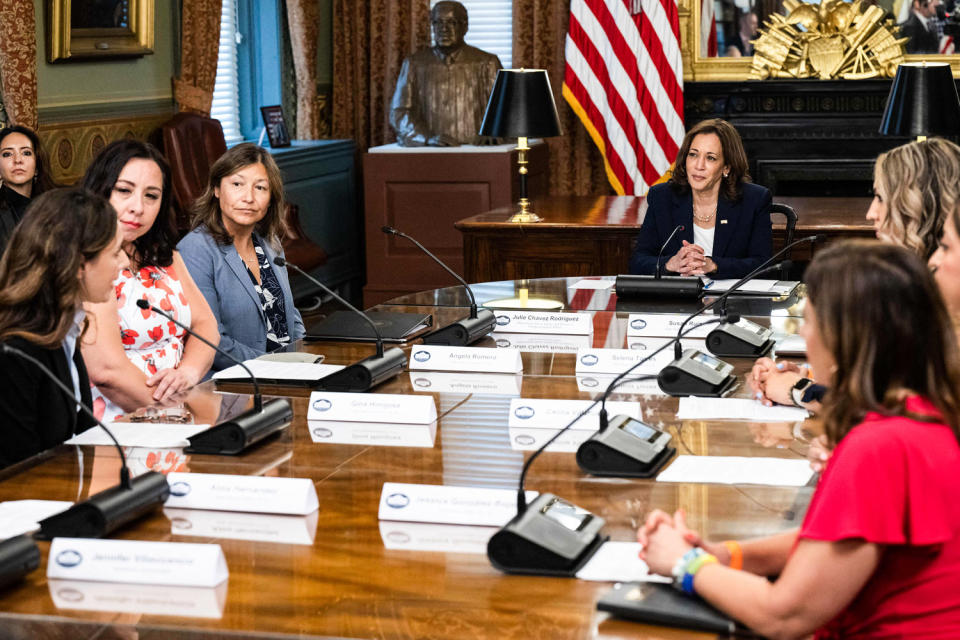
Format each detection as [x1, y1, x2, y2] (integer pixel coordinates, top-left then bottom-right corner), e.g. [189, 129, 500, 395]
[213, 361, 343, 382]
[702, 279, 797, 295]
[65, 423, 210, 448]
[576, 541, 671, 583]
[677, 397, 808, 422]
[0, 500, 72, 539]
[657, 455, 814, 487]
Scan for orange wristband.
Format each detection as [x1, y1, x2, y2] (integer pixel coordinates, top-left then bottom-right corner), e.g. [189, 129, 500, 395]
[723, 540, 743, 570]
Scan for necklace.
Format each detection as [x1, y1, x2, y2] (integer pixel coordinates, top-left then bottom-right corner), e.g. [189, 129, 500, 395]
[692, 204, 717, 224]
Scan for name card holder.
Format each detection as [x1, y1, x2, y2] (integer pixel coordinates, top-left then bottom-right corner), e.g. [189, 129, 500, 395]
[626, 313, 715, 338]
[493, 310, 594, 335]
[408, 346, 522, 373]
[507, 398, 642, 431]
[575, 349, 670, 375]
[308, 392, 437, 424]
[164, 473, 319, 516]
[47, 538, 228, 587]
[378, 483, 538, 527]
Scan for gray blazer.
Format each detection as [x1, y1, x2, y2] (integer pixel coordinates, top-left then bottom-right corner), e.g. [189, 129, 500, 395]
[177, 226, 305, 371]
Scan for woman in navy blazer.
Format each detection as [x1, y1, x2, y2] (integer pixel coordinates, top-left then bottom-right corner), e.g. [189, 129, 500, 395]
[178, 143, 305, 371]
[629, 119, 772, 280]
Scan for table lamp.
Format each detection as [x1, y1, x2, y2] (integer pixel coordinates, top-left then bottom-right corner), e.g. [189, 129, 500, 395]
[879, 62, 960, 142]
[479, 69, 562, 223]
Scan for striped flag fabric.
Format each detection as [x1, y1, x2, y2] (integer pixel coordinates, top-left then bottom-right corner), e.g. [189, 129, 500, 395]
[562, 0, 685, 196]
[701, 0, 718, 57]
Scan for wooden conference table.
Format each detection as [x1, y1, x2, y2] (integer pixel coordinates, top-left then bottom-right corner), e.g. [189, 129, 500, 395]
[0, 277, 813, 639]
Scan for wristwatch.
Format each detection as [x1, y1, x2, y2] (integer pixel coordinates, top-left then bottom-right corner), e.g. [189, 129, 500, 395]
[790, 377, 815, 407]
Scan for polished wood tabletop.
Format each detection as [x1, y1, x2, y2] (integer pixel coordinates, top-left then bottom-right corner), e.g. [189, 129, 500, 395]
[0, 295, 815, 639]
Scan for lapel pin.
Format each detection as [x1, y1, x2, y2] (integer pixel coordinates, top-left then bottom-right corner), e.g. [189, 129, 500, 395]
[720, 219, 728, 224]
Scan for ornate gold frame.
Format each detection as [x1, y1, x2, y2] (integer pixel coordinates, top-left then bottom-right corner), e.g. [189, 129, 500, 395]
[47, 0, 155, 63]
[679, 0, 960, 81]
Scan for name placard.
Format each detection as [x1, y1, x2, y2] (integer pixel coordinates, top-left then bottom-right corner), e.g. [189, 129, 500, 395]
[626, 313, 716, 338]
[575, 348, 671, 374]
[165, 508, 318, 546]
[626, 336, 705, 354]
[378, 482, 537, 527]
[308, 420, 437, 448]
[163, 473, 318, 516]
[492, 310, 594, 335]
[48, 579, 227, 619]
[493, 332, 592, 353]
[576, 375, 664, 396]
[507, 398, 642, 431]
[408, 346, 522, 373]
[508, 426, 594, 452]
[409, 371, 522, 396]
[307, 392, 437, 424]
[379, 521, 496, 554]
[47, 538, 228, 587]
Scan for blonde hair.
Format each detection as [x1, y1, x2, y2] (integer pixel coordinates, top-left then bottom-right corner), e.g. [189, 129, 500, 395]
[875, 138, 960, 260]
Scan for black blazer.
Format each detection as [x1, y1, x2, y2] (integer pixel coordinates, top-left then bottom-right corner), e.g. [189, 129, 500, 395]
[0, 336, 95, 469]
[901, 13, 940, 54]
[628, 182, 773, 280]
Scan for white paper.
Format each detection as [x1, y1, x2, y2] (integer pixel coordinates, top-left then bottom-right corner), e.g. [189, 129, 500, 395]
[493, 332, 593, 353]
[408, 345, 522, 373]
[775, 335, 807, 355]
[307, 391, 437, 424]
[65, 423, 210, 448]
[492, 310, 594, 335]
[575, 348, 671, 374]
[576, 541, 671, 583]
[213, 360, 343, 381]
[47, 538, 229, 587]
[677, 397, 808, 422]
[657, 455, 815, 487]
[626, 313, 717, 338]
[378, 483, 537, 526]
[308, 420, 437, 448]
[569, 279, 615, 291]
[164, 472, 319, 515]
[702, 278, 778, 294]
[379, 521, 497, 554]
[0, 500, 72, 539]
[508, 398, 641, 431]
[409, 371, 522, 396]
[165, 508, 318, 545]
[49, 579, 227, 619]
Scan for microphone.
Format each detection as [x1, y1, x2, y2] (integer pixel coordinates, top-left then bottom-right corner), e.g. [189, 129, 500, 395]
[616, 225, 703, 299]
[273, 258, 406, 392]
[0, 344, 169, 539]
[381, 226, 496, 345]
[486, 319, 720, 575]
[135, 300, 293, 454]
[0, 535, 40, 589]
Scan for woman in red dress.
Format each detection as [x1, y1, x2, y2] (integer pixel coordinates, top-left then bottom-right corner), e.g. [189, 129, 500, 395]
[639, 240, 960, 638]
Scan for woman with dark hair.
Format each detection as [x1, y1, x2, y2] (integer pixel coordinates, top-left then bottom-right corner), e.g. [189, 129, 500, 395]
[639, 241, 960, 638]
[0, 188, 126, 468]
[177, 142, 304, 371]
[628, 118, 772, 279]
[80, 139, 218, 421]
[0, 124, 58, 255]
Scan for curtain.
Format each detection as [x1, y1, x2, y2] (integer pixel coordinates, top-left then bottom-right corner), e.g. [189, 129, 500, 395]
[331, 1, 431, 150]
[174, 0, 222, 115]
[513, 0, 611, 195]
[0, 0, 38, 129]
[285, 0, 321, 139]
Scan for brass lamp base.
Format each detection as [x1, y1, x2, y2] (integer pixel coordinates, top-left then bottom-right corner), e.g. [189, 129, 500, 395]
[508, 197, 542, 223]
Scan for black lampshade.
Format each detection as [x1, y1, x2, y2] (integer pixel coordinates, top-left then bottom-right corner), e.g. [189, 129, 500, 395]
[879, 62, 960, 137]
[479, 69, 562, 138]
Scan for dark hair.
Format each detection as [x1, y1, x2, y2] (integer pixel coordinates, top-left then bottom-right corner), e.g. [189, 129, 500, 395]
[0, 124, 58, 195]
[669, 118, 750, 202]
[805, 240, 960, 447]
[432, 1, 468, 23]
[0, 188, 117, 347]
[81, 139, 175, 269]
[190, 142, 287, 249]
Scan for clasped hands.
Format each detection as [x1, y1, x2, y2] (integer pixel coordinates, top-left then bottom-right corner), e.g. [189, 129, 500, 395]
[637, 509, 730, 576]
[147, 364, 202, 403]
[664, 241, 716, 276]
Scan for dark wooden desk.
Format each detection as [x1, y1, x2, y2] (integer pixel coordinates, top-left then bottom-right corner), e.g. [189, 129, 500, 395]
[0, 293, 812, 639]
[455, 195, 873, 283]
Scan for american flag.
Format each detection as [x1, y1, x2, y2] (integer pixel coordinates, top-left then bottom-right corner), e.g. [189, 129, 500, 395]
[562, 0, 685, 195]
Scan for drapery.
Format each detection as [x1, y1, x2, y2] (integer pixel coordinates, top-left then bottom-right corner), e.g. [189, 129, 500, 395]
[174, 0, 222, 115]
[285, 0, 321, 139]
[0, 0, 38, 129]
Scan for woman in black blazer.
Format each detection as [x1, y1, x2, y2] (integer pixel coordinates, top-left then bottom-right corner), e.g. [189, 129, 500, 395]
[629, 119, 772, 280]
[0, 188, 126, 469]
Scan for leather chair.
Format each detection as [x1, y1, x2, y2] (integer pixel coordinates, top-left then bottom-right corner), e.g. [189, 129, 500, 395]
[160, 112, 327, 276]
[770, 202, 798, 280]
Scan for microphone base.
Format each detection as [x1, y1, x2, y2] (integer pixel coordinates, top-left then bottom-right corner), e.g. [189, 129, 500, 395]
[487, 493, 607, 576]
[577, 440, 676, 479]
[0, 535, 40, 589]
[706, 324, 775, 358]
[185, 398, 293, 455]
[615, 275, 703, 299]
[36, 471, 170, 540]
[421, 309, 496, 346]
[316, 347, 407, 392]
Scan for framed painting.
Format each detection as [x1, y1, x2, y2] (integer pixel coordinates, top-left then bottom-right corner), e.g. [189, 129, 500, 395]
[47, 0, 155, 62]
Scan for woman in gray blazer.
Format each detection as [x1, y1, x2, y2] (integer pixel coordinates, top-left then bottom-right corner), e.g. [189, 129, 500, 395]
[178, 143, 305, 371]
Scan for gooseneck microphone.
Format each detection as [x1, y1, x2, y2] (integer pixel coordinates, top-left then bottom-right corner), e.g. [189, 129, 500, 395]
[273, 258, 406, 392]
[616, 224, 703, 299]
[1, 344, 169, 540]
[381, 226, 496, 346]
[135, 300, 293, 454]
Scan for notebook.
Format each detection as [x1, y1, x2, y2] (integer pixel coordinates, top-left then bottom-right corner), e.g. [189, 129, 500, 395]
[597, 581, 745, 635]
[304, 311, 433, 343]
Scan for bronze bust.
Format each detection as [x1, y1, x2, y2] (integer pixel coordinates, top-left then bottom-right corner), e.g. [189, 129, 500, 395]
[389, 1, 503, 147]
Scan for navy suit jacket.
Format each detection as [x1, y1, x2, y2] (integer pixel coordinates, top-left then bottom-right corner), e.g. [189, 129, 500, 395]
[177, 227, 305, 371]
[628, 182, 773, 280]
